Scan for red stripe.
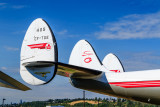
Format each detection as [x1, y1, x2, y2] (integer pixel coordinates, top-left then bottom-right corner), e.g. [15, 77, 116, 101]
[109, 80, 160, 88]
[110, 70, 120, 73]
[28, 43, 51, 49]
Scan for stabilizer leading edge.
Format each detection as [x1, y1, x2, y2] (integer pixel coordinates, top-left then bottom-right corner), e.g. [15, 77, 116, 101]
[0, 71, 30, 91]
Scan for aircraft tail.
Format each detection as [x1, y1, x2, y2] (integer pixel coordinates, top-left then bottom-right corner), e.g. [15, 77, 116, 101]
[20, 18, 58, 85]
[69, 40, 103, 71]
[102, 53, 125, 73]
[20, 18, 124, 87]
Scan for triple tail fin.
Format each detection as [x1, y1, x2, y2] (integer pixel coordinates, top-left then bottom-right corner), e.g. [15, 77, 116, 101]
[69, 40, 104, 71]
[102, 53, 125, 73]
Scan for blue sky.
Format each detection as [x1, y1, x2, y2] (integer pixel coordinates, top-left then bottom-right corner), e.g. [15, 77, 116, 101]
[1, 0, 160, 104]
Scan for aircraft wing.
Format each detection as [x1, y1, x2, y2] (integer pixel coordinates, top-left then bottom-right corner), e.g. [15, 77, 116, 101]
[57, 62, 102, 78]
[0, 71, 31, 91]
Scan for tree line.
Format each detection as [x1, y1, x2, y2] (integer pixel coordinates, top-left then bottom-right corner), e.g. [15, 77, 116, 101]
[1, 98, 160, 107]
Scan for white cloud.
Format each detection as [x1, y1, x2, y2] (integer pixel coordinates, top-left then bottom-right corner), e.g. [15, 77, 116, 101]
[0, 3, 7, 6]
[1, 67, 7, 70]
[0, 2, 7, 8]
[12, 30, 25, 35]
[95, 12, 160, 39]
[120, 52, 160, 71]
[0, 3, 27, 9]
[4, 46, 19, 51]
[55, 29, 80, 38]
[11, 5, 27, 9]
[56, 29, 68, 35]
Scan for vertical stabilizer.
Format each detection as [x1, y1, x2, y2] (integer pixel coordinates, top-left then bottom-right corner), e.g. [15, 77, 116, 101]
[20, 18, 58, 85]
[102, 53, 124, 73]
[69, 40, 103, 71]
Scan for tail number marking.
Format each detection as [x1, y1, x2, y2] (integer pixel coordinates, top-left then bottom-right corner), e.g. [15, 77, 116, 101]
[82, 51, 93, 63]
[84, 57, 92, 63]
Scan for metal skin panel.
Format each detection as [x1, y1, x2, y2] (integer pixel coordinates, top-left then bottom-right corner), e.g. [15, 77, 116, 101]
[106, 69, 160, 104]
[20, 18, 58, 85]
[70, 77, 115, 96]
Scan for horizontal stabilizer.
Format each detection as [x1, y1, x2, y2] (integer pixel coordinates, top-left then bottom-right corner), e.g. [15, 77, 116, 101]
[0, 71, 31, 91]
[22, 60, 102, 79]
[57, 62, 102, 79]
[22, 61, 102, 79]
[23, 61, 55, 67]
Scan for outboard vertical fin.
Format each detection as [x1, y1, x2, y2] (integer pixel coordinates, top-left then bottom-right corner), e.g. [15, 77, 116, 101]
[20, 18, 58, 85]
[102, 53, 124, 73]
